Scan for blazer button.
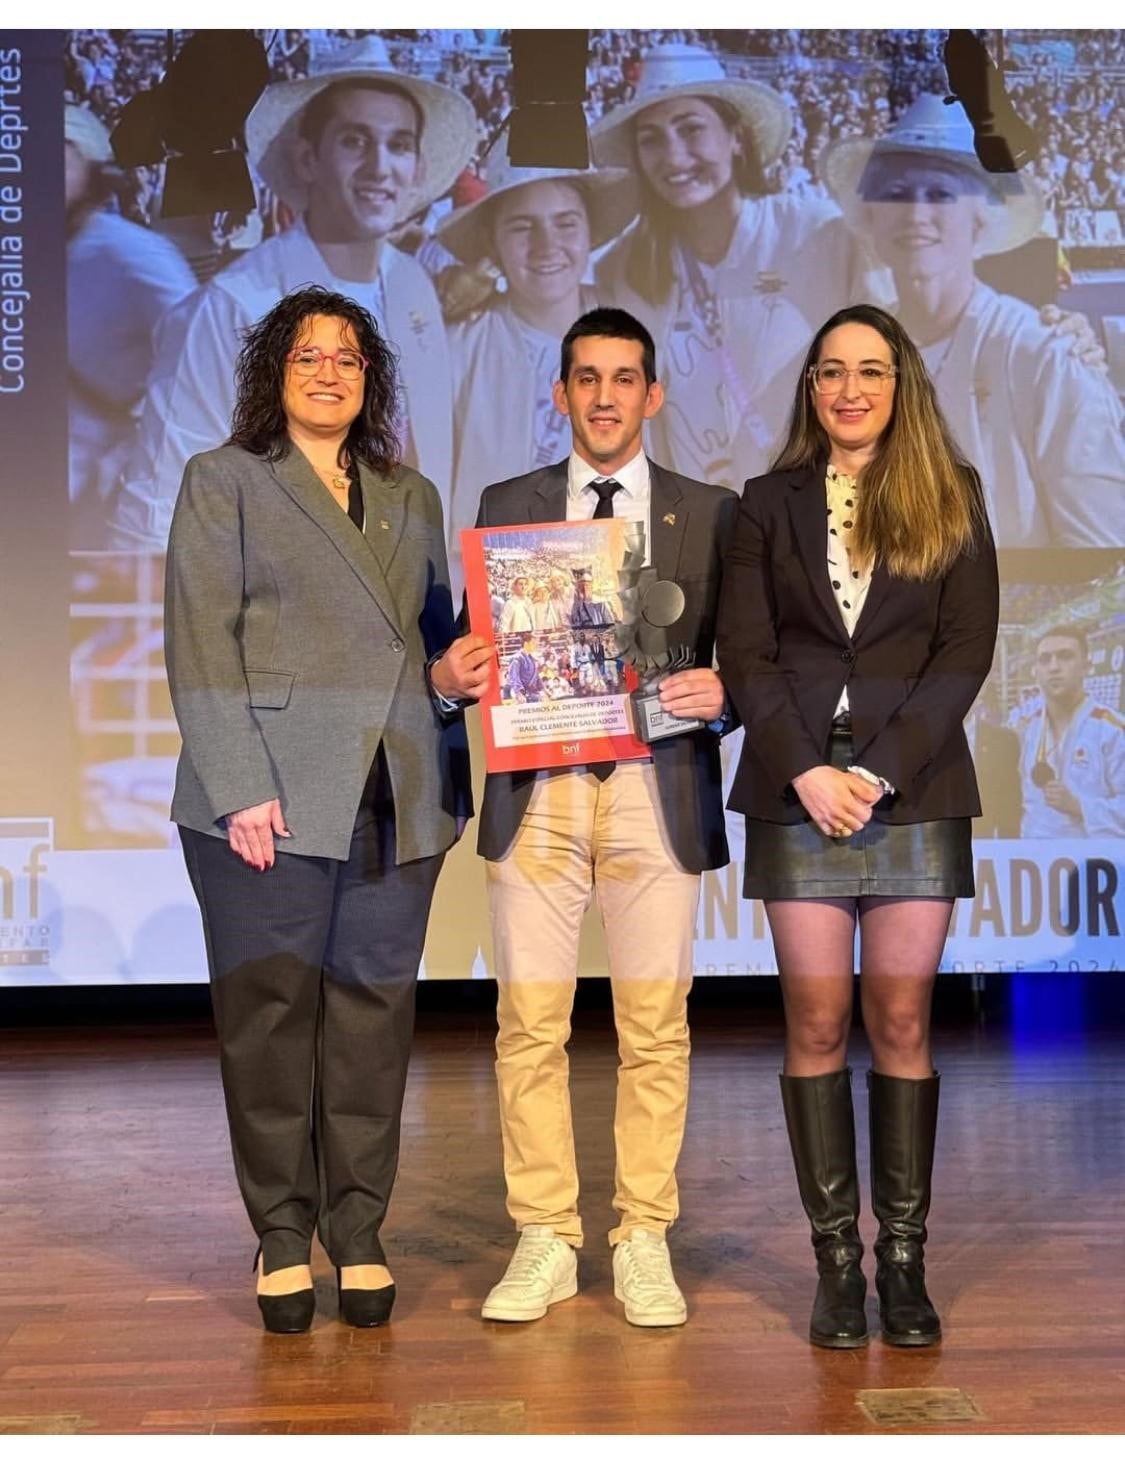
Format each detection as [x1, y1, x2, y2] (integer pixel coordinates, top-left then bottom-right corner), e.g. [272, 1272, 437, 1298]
[841, 649, 855, 663]
[390, 638, 404, 653]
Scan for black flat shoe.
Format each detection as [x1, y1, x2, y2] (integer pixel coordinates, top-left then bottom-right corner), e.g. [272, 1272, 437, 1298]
[337, 1269, 396, 1328]
[257, 1288, 316, 1334]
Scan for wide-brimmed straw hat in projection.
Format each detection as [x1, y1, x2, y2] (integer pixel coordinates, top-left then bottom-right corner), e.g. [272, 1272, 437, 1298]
[437, 149, 637, 263]
[590, 43, 792, 174]
[246, 35, 477, 213]
[822, 93, 1044, 257]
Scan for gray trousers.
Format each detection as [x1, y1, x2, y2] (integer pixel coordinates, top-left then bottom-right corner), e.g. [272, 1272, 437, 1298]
[181, 765, 443, 1273]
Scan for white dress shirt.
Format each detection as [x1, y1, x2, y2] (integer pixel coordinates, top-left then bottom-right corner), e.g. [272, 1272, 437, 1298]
[565, 447, 652, 564]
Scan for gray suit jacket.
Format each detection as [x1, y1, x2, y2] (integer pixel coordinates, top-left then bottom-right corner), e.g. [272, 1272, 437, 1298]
[473, 458, 735, 874]
[165, 442, 471, 862]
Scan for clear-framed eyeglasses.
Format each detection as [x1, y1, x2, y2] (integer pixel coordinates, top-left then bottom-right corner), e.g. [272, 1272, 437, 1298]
[286, 346, 369, 380]
[809, 364, 898, 396]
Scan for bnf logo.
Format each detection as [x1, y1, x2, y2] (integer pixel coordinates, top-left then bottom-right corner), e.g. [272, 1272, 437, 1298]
[0, 819, 52, 967]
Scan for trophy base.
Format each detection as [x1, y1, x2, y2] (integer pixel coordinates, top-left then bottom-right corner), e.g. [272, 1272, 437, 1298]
[630, 686, 704, 743]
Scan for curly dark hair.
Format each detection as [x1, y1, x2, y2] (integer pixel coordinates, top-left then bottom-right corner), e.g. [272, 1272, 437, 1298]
[227, 284, 401, 473]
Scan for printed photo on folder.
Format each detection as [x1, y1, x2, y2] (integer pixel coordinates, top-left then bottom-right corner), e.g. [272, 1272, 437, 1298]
[461, 520, 650, 774]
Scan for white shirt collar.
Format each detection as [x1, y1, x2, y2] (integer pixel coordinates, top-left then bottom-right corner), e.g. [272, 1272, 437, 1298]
[566, 446, 650, 504]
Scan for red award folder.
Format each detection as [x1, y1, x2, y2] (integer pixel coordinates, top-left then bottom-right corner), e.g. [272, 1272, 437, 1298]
[461, 520, 649, 774]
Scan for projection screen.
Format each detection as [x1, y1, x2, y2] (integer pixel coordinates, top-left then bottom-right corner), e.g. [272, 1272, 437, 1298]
[0, 27, 1121, 983]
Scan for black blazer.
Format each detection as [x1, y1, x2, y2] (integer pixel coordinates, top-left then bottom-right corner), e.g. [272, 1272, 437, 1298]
[716, 462, 999, 825]
[473, 458, 737, 873]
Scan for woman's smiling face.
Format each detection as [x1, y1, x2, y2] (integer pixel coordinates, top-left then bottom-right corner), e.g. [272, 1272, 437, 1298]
[862, 155, 989, 280]
[490, 179, 591, 308]
[634, 95, 740, 210]
[810, 321, 897, 459]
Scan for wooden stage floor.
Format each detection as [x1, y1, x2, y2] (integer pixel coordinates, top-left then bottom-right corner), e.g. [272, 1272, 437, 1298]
[2, 991, 1125, 1436]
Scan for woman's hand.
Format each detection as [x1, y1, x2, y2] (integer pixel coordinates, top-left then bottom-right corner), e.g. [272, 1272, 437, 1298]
[226, 799, 290, 870]
[431, 634, 494, 700]
[791, 766, 881, 839]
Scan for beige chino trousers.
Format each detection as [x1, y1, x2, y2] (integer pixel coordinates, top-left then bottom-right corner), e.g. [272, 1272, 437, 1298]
[486, 762, 701, 1247]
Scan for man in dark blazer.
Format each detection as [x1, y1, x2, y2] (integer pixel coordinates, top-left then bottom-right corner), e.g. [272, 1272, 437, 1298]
[433, 307, 735, 1329]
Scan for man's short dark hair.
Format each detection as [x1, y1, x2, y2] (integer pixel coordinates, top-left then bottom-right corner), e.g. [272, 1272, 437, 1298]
[560, 307, 657, 386]
[1034, 623, 1089, 660]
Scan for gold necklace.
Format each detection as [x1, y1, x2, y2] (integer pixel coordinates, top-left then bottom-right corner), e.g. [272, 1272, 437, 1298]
[316, 462, 351, 493]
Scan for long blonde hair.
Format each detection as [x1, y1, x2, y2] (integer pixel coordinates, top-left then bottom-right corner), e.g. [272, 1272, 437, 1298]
[772, 304, 986, 580]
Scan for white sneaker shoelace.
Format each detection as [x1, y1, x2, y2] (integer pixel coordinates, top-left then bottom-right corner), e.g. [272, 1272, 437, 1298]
[503, 1229, 564, 1287]
[617, 1236, 677, 1296]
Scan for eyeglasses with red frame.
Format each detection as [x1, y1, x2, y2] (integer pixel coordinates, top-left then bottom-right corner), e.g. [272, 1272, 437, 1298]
[286, 346, 369, 380]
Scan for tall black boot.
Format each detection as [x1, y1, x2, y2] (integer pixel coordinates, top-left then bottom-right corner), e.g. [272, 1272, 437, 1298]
[779, 1069, 868, 1349]
[868, 1069, 942, 1347]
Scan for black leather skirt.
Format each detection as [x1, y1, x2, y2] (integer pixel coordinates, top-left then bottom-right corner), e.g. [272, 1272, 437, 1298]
[743, 725, 974, 901]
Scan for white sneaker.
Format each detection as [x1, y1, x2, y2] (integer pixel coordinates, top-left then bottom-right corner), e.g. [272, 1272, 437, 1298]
[481, 1225, 578, 1322]
[612, 1229, 687, 1327]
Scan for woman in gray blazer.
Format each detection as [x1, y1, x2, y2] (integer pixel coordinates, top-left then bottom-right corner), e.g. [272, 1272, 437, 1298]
[165, 285, 470, 1333]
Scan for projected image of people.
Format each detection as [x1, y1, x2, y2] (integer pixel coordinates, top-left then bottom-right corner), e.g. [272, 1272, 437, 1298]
[1017, 622, 1125, 839]
[590, 43, 830, 490]
[65, 105, 194, 550]
[824, 93, 1125, 548]
[439, 153, 637, 571]
[107, 36, 476, 550]
[56, 26, 1125, 996]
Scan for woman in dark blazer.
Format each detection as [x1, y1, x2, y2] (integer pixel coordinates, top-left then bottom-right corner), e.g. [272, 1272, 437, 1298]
[165, 285, 470, 1332]
[717, 303, 997, 1350]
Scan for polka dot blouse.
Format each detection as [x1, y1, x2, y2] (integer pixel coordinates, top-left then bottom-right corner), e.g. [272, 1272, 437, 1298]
[826, 464, 871, 715]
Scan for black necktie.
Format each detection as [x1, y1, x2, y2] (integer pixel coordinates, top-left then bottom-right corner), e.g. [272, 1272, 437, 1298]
[591, 478, 623, 519]
[588, 479, 622, 782]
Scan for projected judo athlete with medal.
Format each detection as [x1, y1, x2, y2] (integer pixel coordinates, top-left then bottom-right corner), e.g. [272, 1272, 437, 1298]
[432, 307, 736, 1329]
[114, 36, 475, 550]
[1018, 625, 1125, 839]
[165, 286, 470, 1334]
[718, 304, 998, 1350]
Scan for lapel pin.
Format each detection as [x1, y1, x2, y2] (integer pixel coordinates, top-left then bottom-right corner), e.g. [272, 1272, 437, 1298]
[379, 519, 391, 531]
[662, 513, 676, 526]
